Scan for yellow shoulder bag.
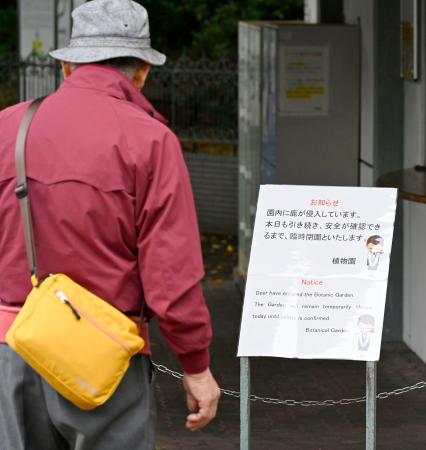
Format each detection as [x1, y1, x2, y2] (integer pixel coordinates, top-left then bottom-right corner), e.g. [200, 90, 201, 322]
[6, 98, 144, 410]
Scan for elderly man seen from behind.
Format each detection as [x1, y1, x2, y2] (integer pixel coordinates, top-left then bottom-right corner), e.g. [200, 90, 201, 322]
[0, 1, 220, 449]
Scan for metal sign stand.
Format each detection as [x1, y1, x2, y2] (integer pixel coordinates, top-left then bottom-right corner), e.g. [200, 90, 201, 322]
[240, 357, 251, 450]
[366, 361, 377, 449]
[240, 358, 378, 450]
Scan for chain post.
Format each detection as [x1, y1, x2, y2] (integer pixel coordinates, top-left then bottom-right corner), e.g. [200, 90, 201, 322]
[366, 361, 377, 450]
[240, 357, 251, 450]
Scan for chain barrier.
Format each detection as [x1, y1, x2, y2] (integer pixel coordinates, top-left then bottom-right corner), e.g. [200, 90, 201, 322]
[153, 363, 426, 407]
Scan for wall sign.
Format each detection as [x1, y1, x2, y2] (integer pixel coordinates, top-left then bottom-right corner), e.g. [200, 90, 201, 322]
[280, 46, 329, 116]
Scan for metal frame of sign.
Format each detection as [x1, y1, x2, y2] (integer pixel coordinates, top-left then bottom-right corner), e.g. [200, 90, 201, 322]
[240, 358, 377, 450]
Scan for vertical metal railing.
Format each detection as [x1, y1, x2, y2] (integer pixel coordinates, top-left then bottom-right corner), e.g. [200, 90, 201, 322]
[170, 65, 177, 130]
[240, 357, 251, 450]
[366, 361, 377, 449]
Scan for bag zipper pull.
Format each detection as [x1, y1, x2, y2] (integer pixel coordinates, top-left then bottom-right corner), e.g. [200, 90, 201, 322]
[55, 291, 81, 320]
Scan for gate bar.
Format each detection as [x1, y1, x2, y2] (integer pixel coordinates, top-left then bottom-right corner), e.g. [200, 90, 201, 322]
[240, 356, 251, 450]
[366, 361, 377, 450]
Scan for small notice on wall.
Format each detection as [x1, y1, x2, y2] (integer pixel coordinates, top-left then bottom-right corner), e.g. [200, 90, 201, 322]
[237, 185, 397, 361]
[280, 46, 329, 116]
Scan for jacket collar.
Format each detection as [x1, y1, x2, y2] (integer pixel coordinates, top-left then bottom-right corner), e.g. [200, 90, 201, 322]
[60, 64, 167, 124]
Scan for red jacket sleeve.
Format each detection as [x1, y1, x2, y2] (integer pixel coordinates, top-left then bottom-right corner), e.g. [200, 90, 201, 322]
[135, 130, 212, 374]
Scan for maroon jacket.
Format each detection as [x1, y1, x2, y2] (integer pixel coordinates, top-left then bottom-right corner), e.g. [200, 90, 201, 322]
[0, 64, 211, 373]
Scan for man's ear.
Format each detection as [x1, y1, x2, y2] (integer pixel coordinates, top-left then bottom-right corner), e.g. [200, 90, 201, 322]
[61, 61, 73, 79]
[133, 63, 151, 90]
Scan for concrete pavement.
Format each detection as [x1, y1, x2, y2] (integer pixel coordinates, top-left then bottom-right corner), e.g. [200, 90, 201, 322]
[151, 237, 426, 450]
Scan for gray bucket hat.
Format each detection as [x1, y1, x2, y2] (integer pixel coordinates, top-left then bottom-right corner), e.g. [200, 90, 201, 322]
[50, 0, 166, 66]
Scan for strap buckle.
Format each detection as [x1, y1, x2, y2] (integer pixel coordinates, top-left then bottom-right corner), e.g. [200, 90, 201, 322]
[15, 182, 28, 199]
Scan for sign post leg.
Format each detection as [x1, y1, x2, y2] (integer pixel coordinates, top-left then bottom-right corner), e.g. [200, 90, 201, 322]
[366, 361, 377, 450]
[240, 356, 251, 450]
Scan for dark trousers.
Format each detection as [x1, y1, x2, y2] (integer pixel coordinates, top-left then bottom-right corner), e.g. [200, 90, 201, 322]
[0, 344, 156, 450]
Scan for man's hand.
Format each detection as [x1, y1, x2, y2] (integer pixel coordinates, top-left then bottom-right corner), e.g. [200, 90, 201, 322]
[183, 368, 221, 431]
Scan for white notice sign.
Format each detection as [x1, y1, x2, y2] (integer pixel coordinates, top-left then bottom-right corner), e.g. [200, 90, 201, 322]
[238, 185, 397, 361]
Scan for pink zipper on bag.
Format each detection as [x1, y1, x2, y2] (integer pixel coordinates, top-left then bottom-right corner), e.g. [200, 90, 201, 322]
[54, 291, 132, 355]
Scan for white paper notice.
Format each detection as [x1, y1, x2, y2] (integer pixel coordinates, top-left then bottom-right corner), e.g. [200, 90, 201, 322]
[238, 185, 398, 362]
[280, 46, 329, 116]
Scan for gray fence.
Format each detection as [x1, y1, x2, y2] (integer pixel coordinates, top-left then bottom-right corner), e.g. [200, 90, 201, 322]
[144, 57, 238, 145]
[0, 53, 238, 146]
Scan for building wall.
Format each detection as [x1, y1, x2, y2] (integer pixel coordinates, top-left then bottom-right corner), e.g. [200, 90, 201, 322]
[343, 0, 376, 187]
[375, 0, 404, 342]
[403, 0, 426, 169]
[344, 0, 404, 342]
[402, 1, 426, 361]
[344, 0, 426, 362]
[403, 201, 426, 361]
